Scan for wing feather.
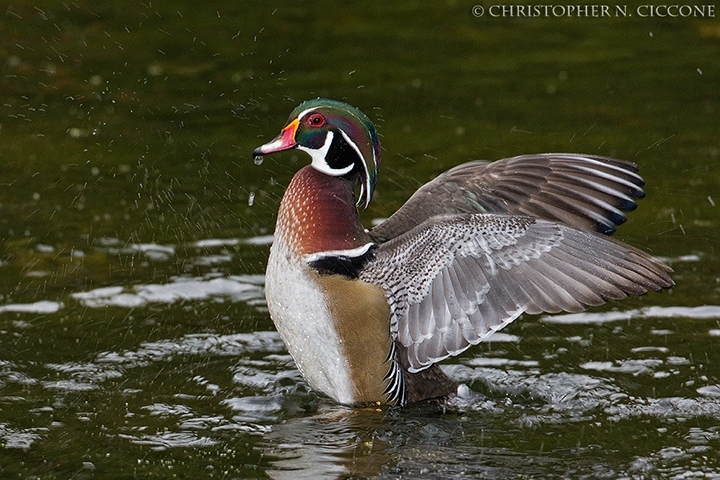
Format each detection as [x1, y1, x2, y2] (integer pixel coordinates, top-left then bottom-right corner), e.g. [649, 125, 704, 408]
[360, 213, 673, 372]
[370, 154, 646, 242]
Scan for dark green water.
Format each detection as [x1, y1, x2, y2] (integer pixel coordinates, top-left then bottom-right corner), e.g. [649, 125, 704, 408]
[1, 1, 719, 478]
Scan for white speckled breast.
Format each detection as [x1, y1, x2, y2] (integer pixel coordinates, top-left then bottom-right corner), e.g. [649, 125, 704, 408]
[265, 235, 356, 404]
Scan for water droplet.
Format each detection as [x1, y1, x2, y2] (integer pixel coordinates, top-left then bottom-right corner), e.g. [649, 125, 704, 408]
[248, 192, 255, 206]
[253, 155, 264, 165]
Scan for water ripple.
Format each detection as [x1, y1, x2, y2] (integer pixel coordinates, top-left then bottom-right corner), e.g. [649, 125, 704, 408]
[0, 301, 64, 314]
[72, 274, 265, 309]
[542, 305, 720, 324]
[117, 431, 218, 451]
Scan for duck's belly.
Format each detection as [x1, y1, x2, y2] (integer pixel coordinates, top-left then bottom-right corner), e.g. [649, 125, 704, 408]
[265, 244, 357, 404]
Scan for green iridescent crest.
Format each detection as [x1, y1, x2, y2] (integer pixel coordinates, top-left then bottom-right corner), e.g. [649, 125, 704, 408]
[289, 98, 381, 209]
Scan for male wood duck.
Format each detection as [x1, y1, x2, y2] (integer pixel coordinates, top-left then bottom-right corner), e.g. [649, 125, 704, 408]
[253, 98, 673, 406]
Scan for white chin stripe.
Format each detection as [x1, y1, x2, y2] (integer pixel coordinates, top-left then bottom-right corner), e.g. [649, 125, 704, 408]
[300, 131, 354, 177]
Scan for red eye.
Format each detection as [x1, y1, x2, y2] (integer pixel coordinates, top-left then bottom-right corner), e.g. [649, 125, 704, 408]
[306, 113, 325, 127]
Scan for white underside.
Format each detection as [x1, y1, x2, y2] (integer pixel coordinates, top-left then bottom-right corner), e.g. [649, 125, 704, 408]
[265, 238, 356, 404]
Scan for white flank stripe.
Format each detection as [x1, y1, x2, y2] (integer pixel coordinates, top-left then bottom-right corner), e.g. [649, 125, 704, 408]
[304, 243, 374, 263]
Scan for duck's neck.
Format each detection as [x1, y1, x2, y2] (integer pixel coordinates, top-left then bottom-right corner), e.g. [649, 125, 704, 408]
[275, 166, 370, 256]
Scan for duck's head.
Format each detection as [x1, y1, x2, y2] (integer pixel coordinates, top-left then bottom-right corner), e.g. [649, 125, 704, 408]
[253, 98, 381, 209]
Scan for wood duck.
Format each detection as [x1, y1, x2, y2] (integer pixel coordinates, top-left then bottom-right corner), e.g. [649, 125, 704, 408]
[253, 98, 673, 406]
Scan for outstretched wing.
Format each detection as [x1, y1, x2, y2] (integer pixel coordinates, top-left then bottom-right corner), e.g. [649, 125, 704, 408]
[360, 213, 673, 372]
[369, 154, 645, 242]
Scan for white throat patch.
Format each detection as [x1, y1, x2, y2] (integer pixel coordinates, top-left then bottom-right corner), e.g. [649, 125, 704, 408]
[299, 131, 354, 177]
